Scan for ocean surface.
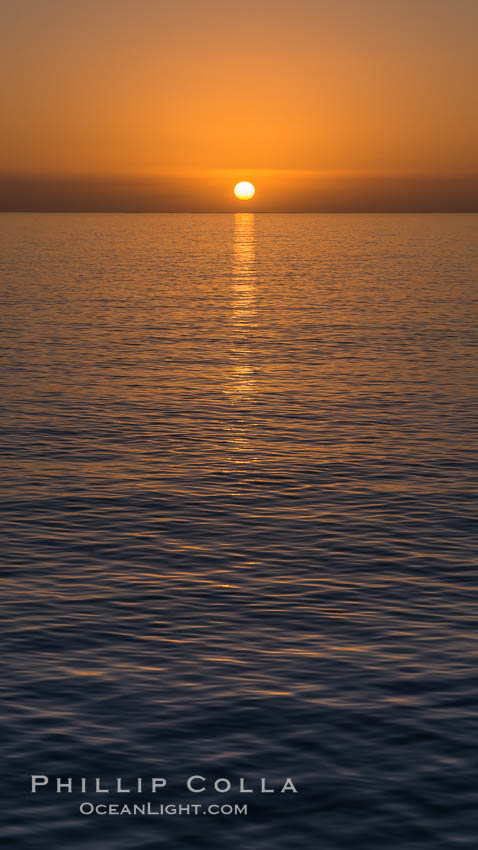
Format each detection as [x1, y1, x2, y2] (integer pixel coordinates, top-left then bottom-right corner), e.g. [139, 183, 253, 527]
[1, 212, 478, 849]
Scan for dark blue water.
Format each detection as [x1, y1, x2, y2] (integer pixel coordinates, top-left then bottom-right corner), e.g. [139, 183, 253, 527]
[1, 213, 478, 849]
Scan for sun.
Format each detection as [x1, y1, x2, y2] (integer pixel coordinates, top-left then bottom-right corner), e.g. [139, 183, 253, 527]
[234, 181, 255, 200]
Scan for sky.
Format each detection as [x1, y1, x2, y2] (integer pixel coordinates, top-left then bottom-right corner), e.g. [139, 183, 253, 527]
[1, 0, 477, 210]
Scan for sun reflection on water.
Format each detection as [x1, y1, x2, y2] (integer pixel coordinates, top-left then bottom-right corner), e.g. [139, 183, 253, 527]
[224, 213, 258, 461]
[228, 213, 257, 399]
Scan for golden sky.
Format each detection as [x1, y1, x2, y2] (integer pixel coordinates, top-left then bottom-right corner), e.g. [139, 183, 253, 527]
[1, 0, 477, 209]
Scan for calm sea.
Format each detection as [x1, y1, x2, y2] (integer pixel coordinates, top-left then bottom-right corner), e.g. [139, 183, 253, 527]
[1, 213, 478, 849]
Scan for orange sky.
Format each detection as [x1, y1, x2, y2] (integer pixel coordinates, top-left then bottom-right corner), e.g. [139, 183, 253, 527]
[1, 0, 477, 209]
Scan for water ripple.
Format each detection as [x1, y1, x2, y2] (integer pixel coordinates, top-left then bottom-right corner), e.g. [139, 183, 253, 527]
[1, 213, 478, 849]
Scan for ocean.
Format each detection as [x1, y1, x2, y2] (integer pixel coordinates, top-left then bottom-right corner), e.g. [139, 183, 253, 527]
[1, 212, 478, 849]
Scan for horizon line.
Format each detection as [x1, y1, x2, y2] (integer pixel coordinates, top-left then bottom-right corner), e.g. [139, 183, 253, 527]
[2, 210, 478, 215]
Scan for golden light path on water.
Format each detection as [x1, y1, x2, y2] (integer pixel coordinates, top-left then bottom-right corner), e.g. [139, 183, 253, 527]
[225, 213, 257, 461]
